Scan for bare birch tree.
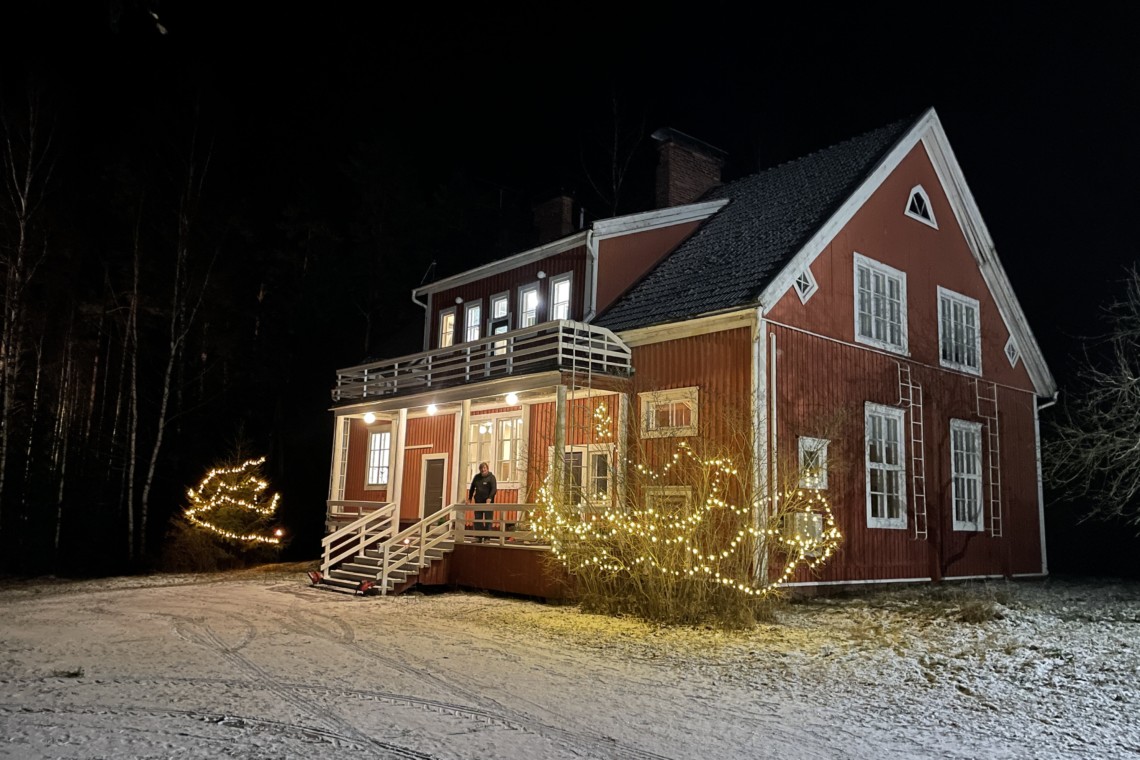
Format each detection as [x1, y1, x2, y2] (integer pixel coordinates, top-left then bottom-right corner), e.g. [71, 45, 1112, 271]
[1046, 267, 1140, 525]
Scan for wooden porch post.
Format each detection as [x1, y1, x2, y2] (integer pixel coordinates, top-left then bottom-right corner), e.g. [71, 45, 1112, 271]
[617, 392, 629, 510]
[391, 408, 408, 511]
[457, 399, 471, 501]
[328, 414, 349, 502]
[554, 384, 567, 501]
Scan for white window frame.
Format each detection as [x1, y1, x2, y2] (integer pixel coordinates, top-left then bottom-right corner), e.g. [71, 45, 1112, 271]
[853, 252, 908, 354]
[639, 386, 699, 438]
[549, 272, 572, 321]
[937, 286, 981, 375]
[489, 292, 511, 355]
[464, 299, 482, 343]
[468, 412, 523, 486]
[950, 419, 984, 532]
[905, 185, 938, 229]
[797, 436, 829, 489]
[518, 283, 540, 328]
[550, 444, 612, 505]
[645, 486, 693, 512]
[365, 429, 391, 487]
[793, 268, 818, 304]
[438, 308, 456, 349]
[1004, 335, 1021, 367]
[864, 402, 907, 530]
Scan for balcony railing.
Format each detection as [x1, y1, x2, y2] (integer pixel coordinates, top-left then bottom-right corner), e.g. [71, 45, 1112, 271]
[332, 320, 632, 402]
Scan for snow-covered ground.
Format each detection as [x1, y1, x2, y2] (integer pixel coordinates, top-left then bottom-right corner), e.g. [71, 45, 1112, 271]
[0, 566, 1136, 759]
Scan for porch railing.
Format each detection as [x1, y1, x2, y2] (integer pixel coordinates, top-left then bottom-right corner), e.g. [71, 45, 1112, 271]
[320, 502, 397, 574]
[331, 320, 632, 402]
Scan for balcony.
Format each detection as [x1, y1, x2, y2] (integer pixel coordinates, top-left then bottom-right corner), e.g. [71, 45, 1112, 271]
[332, 320, 632, 403]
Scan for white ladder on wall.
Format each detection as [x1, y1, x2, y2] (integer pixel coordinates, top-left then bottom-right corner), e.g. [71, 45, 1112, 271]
[974, 379, 1003, 537]
[897, 363, 928, 540]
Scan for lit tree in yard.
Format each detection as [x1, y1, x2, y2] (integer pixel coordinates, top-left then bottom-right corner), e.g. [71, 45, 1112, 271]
[1047, 267, 1140, 526]
[177, 456, 283, 565]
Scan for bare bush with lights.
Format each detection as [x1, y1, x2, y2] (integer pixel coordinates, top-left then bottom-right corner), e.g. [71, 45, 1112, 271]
[533, 401, 843, 628]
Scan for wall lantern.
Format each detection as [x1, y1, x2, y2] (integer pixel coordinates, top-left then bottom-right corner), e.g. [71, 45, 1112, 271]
[536, 270, 546, 279]
[363, 412, 376, 424]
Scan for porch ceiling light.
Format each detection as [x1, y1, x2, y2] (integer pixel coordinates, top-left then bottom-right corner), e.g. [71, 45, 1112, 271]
[427, 404, 438, 415]
[505, 392, 519, 405]
[363, 412, 376, 424]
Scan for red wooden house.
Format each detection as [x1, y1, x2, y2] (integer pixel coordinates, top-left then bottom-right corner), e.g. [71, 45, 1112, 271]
[317, 108, 1056, 597]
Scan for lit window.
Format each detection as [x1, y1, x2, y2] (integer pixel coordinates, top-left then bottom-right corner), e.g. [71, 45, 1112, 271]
[639, 387, 699, 438]
[549, 273, 572, 321]
[490, 293, 510, 355]
[950, 419, 983, 532]
[794, 268, 818, 303]
[1004, 336, 1020, 367]
[519, 284, 539, 328]
[854, 253, 908, 353]
[366, 430, 391, 486]
[938, 287, 981, 374]
[464, 300, 482, 343]
[865, 402, 907, 529]
[797, 436, 829, 489]
[905, 185, 937, 228]
[469, 414, 522, 483]
[439, 309, 455, 348]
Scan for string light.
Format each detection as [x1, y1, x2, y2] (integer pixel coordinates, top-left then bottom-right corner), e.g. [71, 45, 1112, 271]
[184, 456, 283, 545]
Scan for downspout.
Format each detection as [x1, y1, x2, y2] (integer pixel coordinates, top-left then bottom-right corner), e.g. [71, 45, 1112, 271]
[412, 288, 430, 351]
[583, 228, 598, 323]
[752, 305, 768, 583]
[1034, 390, 1058, 576]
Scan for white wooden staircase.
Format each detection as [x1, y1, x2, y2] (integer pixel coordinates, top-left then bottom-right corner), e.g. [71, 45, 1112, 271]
[313, 504, 457, 596]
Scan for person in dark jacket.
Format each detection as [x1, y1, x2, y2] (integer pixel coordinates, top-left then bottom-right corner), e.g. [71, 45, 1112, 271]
[467, 462, 497, 542]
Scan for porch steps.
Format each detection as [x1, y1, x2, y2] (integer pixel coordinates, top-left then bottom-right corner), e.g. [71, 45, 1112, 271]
[317, 540, 455, 595]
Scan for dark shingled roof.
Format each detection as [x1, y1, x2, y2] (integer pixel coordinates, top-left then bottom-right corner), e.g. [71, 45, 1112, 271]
[595, 116, 919, 332]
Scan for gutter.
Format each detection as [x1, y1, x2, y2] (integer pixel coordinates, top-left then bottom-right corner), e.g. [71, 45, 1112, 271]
[1037, 390, 1059, 411]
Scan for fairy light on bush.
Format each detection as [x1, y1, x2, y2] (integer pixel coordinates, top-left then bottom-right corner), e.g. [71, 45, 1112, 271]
[184, 456, 283, 545]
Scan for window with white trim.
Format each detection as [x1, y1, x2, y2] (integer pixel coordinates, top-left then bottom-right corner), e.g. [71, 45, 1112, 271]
[854, 253, 908, 353]
[938, 287, 981, 374]
[905, 185, 937, 228]
[490, 292, 510, 355]
[865, 402, 907, 529]
[438, 309, 455, 348]
[646, 486, 692, 513]
[549, 273, 572, 321]
[519, 283, 539, 328]
[794, 268, 818, 303]
[553, 445, 611, 504]
[639, 387, 699, 438]
[950, 419, 983, 531]
[464, 300, 482, 343]
[366, 430, 391, 487]
[1004, 336, 1020, 367]
[469, 413, 523, 484]
[797, 436, 829, 489]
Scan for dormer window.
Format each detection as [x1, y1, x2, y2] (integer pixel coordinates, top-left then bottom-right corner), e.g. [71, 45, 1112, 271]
[794, 268, 818, 303]
[905, 185, 937, 229]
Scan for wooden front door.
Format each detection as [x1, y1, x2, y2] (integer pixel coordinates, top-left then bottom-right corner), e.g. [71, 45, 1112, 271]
[420, 454, 448, 518]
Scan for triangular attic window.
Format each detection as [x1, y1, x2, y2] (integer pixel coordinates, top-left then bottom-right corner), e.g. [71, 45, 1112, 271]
[905, 185, 937, 229]
[794, 268, 818, 303]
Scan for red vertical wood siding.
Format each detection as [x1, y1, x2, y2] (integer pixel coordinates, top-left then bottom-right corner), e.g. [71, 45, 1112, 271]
[399, 414, 455, 522]
[525, 394, 620, 502]
[344, 418, 390, 502]
[596, 221, 702, 313]
[429, 246, 588, 349]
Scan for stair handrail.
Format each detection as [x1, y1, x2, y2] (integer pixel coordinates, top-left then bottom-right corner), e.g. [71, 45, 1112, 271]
[321, 502, 398, 574]
[377, 506, 460, 593]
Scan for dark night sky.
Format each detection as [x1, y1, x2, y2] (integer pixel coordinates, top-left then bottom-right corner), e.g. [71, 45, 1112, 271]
[5, 2, 1137, 368]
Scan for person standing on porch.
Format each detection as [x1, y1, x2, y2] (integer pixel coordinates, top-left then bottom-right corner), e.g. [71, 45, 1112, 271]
[467, 462, 497, 542]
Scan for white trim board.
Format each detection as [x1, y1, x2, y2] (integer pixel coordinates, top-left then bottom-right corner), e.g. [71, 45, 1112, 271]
[414, 232, 588, 296]
[591, 199, 729, 240]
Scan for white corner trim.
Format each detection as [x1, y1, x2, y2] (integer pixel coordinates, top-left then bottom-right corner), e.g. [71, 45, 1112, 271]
[413, 231, 589, 296]
[591, 199, 729, 240]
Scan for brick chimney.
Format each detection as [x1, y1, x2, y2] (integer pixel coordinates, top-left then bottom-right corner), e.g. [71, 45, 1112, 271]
[533, 194, 575, 244]
[652, 128, 726, 208]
